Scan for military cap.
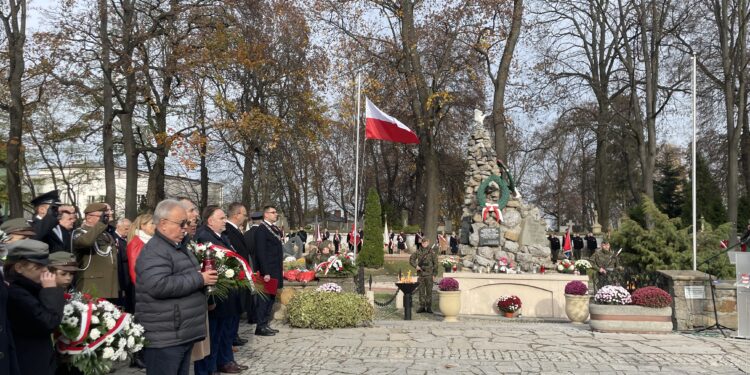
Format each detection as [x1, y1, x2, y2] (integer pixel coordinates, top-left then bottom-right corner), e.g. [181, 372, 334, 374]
[84, 202, 109, 214]
[48, 252, 81, 271]
[6, 239, 50, 265]
[30, 190, 60, 207]
[250, 211, 263, 220]
[0, 218, 35, 236]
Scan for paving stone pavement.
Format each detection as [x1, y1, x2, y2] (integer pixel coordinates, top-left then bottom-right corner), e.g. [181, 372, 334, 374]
[114, 319, 750, 374]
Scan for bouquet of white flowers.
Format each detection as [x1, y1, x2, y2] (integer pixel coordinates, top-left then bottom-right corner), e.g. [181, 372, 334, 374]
[56, 292, 145, 375]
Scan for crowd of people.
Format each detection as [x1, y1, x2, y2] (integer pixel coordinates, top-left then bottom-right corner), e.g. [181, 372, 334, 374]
[0, 190, 287, 375]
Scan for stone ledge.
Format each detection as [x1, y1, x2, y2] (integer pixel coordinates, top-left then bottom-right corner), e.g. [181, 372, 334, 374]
[658, 270, 710, 281]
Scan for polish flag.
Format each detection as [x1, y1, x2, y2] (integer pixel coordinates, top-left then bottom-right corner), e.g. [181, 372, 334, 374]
[365, 98, 420, 144]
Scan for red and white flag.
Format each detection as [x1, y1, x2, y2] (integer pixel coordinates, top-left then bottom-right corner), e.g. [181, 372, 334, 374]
[562, 229, 572, 259]
[365, 98, 420, 144]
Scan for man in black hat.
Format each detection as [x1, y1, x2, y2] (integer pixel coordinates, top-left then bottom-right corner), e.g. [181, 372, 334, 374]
[29, 190, 60, 231]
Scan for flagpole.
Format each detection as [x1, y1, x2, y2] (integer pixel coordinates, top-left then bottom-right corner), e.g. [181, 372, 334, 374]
[692, 53, 697, 271]
[353, 72, 362, 258]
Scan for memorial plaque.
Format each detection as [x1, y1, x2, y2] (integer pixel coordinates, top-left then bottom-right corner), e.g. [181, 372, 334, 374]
[479, 227, 501, 247]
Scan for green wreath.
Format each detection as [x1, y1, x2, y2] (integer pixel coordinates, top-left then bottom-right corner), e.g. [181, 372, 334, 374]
[476, 175, 511, 209]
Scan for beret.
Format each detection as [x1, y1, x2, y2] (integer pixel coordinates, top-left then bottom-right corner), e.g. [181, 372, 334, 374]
[48, 251, 80, 271]
[84, 202, 109, 214]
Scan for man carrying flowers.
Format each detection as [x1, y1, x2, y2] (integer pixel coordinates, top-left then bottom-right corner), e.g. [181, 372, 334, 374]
[409, 237, 438, 313]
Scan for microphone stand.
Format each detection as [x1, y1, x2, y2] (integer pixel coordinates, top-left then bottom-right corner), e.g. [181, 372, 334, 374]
[693, 237, 748, 337]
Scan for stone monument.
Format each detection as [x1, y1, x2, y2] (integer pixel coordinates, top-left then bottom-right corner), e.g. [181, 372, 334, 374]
[459, 110, 551, 271]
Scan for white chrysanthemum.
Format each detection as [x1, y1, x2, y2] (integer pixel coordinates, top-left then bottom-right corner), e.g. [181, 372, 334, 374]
[119, 350, 128, 361]
[89, 328, 101, 340]
[557, 264, 564, 272]
[215, 250, 225, 259]
[111, 309, 121, 319]
[63, 304, 74, 316]
[127, 336, 135, 348]
[224, 269, 235, 278]
[102, 347, 115, 359]
[133, 344, 143, 352]
[105, 318, 116, 330]
[68, 317, 78, 326]
[105, 335, 115, 345]
[118, 338, 127, 348]
[91, 315, 100, 325]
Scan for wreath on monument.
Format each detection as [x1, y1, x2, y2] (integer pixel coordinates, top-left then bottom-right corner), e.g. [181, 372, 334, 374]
[476, 175, 511, 207]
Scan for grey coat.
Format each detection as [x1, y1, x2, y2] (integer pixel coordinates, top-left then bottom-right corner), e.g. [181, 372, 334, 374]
[135, 231, 207, 348]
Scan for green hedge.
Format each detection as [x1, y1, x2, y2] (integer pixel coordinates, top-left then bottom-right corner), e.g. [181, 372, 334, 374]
[287, 291, 374, 329]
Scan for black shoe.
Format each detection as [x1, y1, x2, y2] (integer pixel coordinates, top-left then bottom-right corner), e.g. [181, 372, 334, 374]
[232, 338, 246, 346]
[416, 307, 426, 313]
[426, 309, 433, 313]
[268, 326, 280, 333]
[130, 356, 146, 369]
[255, 326, 276, 336]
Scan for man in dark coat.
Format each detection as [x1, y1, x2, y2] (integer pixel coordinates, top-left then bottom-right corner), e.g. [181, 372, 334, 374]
[572, 233, 584, 260]
[136, 199, 217, 375]
[548, 234, 560, 263]
[194, 206, 246, 375]
[332, 230, 341, 254]
[34, 204, 76, 254]
[29, 190, 60, 232]
[242, 211, 263, 324]
[222, 202, 250, 347]
[0, 268, 21, 375]
[112, 217, 133, 312]
[584, 232, 598, 258]
[253, 205, 284, 336]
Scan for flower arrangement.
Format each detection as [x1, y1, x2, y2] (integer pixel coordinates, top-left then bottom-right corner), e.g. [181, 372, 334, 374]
[594, 285, 632, 305]
[497, 295, 522, 313]
[314, 254, 357, 276]
[574, 259, 592, 273]
[189, 242, 256, 299]
[438, 277, 459, 291]
[316, 282, 343, 293]
[496, 257, 514, 273]
[556, 259, 575, 273]
[631, 286, 672, 308]
[441, 256, 457, 267]
[564, 280, 588, 295]
[57, 292, 145, 375]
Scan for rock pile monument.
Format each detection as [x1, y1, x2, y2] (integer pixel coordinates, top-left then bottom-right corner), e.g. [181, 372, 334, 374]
[459, 110, 551, 271]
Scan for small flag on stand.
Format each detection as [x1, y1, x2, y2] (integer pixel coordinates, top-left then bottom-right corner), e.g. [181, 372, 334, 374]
[562, 229, 572, 259]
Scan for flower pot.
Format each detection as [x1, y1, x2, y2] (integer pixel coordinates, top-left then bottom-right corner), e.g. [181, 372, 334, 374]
[564, 294, 590, 324]
[503, 311, 514, 318]
[589, 303, 673, 333]
[443, 265, 452, 273]
[438, 290, 461, 322]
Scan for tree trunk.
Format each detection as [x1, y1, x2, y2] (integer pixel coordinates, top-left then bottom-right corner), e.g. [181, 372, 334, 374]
[241, 145, 255, 206]
[491, 0, 524, 162]
[2, 0, 27, 218]
[119, 0, 139, 219]
[99, 0, 116, 212]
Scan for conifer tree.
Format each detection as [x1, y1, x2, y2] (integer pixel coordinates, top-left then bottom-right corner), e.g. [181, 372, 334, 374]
[359, 188, 384, 269]
[681, 154, 726, 228]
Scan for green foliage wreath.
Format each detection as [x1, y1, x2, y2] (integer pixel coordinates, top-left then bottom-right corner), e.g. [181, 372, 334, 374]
[476, 175, 511, 209]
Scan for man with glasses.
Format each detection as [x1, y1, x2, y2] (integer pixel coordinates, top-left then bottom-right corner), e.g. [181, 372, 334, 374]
[253, 205, 284, 336]
[73, 202, 119, 301]
[136, 199, 218, 375]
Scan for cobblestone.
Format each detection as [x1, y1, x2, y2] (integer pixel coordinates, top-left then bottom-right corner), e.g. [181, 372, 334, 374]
[113, 319, 750, 374]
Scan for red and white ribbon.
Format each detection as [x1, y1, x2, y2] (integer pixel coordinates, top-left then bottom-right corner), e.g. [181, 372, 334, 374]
[57, 309, 131, 354]
[209, 244, 255, 282]
[482, 204, 503, 222]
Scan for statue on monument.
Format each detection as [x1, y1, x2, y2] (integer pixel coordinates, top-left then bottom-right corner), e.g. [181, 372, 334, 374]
[474, 108, 488, 126]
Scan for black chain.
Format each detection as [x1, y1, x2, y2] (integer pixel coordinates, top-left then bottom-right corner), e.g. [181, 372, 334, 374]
[374, 290, 400, 307]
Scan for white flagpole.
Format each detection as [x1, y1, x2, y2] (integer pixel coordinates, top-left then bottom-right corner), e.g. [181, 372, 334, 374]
[353, 72, 362, 257]
[692, 53, 697, 271]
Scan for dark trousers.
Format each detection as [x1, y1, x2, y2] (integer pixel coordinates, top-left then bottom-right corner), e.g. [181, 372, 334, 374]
[254, 293, 276, 328]
[194, 315, 235, 375]
[143, 342, 193, 375]
[246, 290, 256, 324]
[229, 314, 240, 341]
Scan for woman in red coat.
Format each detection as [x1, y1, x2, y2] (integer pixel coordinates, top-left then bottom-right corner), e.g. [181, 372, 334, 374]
[126, 213, 155, 284]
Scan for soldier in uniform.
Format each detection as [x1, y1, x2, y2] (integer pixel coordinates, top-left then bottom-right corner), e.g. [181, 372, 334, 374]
[73, 202, 119, 301]
[409, 237, 438, 313]
[590, 240, 619, 274]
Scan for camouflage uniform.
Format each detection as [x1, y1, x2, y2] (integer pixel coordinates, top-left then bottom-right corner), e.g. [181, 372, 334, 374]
[409, 244, 438, 311]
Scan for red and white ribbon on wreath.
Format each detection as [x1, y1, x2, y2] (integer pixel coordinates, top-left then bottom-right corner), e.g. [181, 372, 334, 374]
[314, 255, 341, 275]
[57, 308, 131, 354]
[209, 244, 254, 281]
[482, 204, 503, 222]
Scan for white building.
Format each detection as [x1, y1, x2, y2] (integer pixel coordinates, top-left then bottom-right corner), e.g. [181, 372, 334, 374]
[31, 164, 224, 217]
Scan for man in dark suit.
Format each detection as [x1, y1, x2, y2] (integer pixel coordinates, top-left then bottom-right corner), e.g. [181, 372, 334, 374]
[34, 204, 76, 253]
[223, 202, 249, 347]
[572, 233, 584, 260]
[193, 206, 246, 375]
[242, 211, 263, 324]
[548, 233, 560, 263]
[253, 205, 283, 336]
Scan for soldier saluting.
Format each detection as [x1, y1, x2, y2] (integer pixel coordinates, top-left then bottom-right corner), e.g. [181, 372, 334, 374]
[410, 237, 438, 314]
[73, 202, 119, 302]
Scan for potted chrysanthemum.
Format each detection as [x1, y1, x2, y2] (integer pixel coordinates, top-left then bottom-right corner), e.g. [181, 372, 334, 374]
[437, 277, 461, 322]
[497, 295, 522, 318]
[564, 280, 590, 323]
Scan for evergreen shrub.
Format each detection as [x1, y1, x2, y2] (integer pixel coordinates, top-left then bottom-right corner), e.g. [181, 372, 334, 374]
[287, 290, 374, 329]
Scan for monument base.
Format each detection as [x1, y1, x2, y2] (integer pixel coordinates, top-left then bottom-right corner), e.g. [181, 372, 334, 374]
[450, 272, 588, 318]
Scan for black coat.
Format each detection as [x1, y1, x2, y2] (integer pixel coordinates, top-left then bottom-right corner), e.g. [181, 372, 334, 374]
[195, 225, 242, 318]
[0, 272, 21, 375]
[548, 236, 561, 251]
[254, 222, 284, 290]
[6, 274, 64, 375]
[224, 223, 249, 262]
[584, 235, 598, 251]
[33, 212, 72, 254]
[243, 225, 260, 270]
[572, 235, 584, 250]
